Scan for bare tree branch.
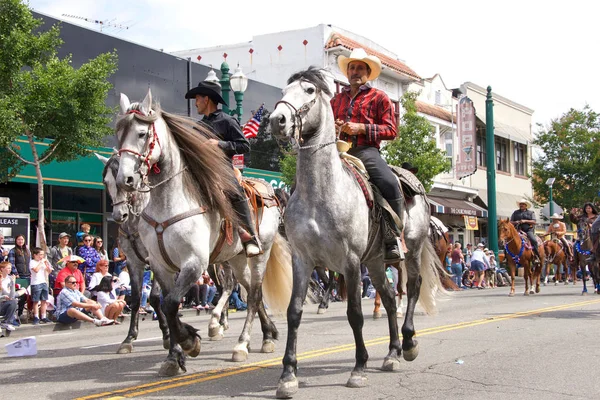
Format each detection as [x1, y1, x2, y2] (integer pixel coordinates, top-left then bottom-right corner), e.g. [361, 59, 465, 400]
[38, 140, 61, 163]
[6, 145, 35, 165]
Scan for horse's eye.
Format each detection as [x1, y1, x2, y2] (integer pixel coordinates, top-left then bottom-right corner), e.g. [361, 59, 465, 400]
[138, 131, 146, 139]
[306, 87, 315, 95]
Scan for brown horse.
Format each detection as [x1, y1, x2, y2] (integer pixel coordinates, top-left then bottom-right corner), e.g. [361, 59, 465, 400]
[570, 214, 600, 294]
[543, 239, 575, 285]
[498, 219, 545, 296]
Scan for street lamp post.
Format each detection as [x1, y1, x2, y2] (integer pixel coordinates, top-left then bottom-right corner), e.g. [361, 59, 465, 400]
[546, 177, 556, 216]
[219, 62, 248, 122]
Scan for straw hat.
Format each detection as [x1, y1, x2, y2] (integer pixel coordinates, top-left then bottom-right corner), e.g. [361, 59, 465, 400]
[337, 48, 382, 81]
[516, 198, 532, 209]
[549, 213, 563, 220]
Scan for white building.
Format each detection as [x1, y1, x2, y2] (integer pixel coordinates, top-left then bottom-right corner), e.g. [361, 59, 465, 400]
[173, 25, 536, 246]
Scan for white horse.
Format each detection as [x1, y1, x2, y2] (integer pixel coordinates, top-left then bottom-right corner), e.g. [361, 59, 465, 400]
[269, 67, 445, 398]
[113, 90, 292, 376]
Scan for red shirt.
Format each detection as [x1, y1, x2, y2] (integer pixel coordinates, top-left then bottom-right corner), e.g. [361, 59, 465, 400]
[330, 85, 397, 149]
[55, 267, 85, 293]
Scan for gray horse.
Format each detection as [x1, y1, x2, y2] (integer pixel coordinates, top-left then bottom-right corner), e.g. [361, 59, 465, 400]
[269, 67, 445, 398]
[113, 91, 292, 376]
[96, 153, 170, 353]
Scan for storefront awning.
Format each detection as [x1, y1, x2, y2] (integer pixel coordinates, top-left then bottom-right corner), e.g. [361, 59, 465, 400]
[428, 196, 488, 218]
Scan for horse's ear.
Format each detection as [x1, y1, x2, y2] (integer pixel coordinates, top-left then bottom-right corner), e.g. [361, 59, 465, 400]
[120, 93, 131, 114]
[94, 153, 109, 165]
[141, 88, 152, 115]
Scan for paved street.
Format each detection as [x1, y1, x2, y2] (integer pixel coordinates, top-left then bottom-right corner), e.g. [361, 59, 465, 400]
[2, 279, 600, 400]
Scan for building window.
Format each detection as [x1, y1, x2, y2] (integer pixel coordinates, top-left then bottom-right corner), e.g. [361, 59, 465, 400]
[514, 143, 526, 176]
[444, 131, 453, 167]
[495, 137, 509, 172]
[476, 129, 486, 167]
[435, 90, 441, 105]
[392, 100, 400, 124]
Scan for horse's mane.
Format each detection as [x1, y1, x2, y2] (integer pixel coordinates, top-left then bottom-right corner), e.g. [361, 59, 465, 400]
[116, 104, 238, 224]
[287, 66, 332, 97]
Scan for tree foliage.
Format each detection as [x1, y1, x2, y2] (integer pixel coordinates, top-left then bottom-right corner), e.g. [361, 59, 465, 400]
[532, 105, 600, 210]
[0, 0, 118, 248]
[383, 91, 451, 191]
[246, 108, 286, 171]
[279, 150, 296, 187]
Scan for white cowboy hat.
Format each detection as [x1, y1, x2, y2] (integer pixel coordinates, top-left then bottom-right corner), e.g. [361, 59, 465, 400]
[337, 48, 382, 82]
[550, 213, 563, 220]
[477, 243, 485, 248]
[516, 198, 532, 209]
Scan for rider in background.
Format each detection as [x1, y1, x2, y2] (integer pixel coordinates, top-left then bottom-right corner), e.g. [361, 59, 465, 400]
[510, 199, 542, 264]
[570, 202, 599, 262]
[545, 213, 572, 260]
[185, 80, 261, 257]
[330, 48, 403, 262]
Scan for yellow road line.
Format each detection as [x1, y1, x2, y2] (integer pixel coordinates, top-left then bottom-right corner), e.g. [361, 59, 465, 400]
[76, 298, 600, 399]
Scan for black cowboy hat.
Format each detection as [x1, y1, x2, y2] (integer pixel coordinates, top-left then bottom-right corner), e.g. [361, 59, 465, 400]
[401, 162, 418, 174]
[185, 81, 228, 106]
[582, 202, 599, 215]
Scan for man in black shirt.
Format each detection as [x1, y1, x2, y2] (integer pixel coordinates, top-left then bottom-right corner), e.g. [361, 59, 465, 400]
[185, 81, 261, 257]
[510, 199, 541, 263]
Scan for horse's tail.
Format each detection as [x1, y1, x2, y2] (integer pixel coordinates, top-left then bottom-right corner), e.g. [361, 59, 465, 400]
[262, 232, 293, 317]
[418, 239, 449, 316]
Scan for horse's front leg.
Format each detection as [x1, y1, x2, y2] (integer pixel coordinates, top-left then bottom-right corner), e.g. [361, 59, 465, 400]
[117, 260, 143, 354]
[508, 262, 516, 297]
[276, 254, 312, 399]
[149, 279, 170, 349]
[209, 264, 233, 340]
[401, 253, 423, 362]
[257, 297, 278, 353]
[156, 267, 201, 377]
[373, 291, 382, 319]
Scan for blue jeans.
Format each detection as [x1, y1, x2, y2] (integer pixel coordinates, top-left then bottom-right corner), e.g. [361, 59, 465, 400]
[0, 300, 18, 325]
[451, 263, 463, 287]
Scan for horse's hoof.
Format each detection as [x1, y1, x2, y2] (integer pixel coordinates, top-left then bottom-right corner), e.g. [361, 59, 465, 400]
[529, 290, 535, 295]
[209, 325, 224, 340]
[373, 311, 382, 319]
[381, 356, 401, 371]
[346, 371, 368, 388]
[535, 286, 540, 294]
[317, 307, 326, 315]
[261, 339, 276, 353]
[582, 291, 587, 296]
[524, 291, 529, 296]
[232, 343, 249, 362]
[158, 360, 181, 377]
[508, 292, 515, 297]
[117, 343, 133, 354]
[210, 330, 224, 341]
[276, 377, 298, 399]
[163, 339, 170, 350]
[186, 337, 201, 358]
[403, 342, 419, 361]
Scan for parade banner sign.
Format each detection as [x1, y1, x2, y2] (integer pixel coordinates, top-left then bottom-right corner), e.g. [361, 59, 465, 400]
[456, 97, 477, 179]
[464, 215, 479, 230]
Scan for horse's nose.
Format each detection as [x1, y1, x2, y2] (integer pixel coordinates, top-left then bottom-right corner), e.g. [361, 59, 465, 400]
[276, 113, 286, 127]
[125, 175, 135, 187]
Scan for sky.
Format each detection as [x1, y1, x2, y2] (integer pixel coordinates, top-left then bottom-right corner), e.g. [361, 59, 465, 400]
[27, 0, 599, 129]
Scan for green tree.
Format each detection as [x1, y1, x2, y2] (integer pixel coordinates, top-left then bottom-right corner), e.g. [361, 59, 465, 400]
[383, 91, 451, 191]
[247, 108, 285, 171]
[279, 150, 296, 187]
[532, 105, 600, 211]
[0, 0, 118, 249]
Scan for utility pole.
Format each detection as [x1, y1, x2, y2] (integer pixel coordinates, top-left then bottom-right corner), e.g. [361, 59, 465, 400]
[486, 86, 498, 259]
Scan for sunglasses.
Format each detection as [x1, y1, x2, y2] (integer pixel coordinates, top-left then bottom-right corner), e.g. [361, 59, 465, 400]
[84, 239, 92, 242]
[97, 241, 103, 243]
[67, 281, 77, 284]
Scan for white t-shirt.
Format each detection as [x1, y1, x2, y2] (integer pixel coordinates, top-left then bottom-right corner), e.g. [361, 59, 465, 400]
[118, 271, 131, 290]
[89, 272, 112, 290]
[96, 290, 117, 314]
[29, 259, 50, 285]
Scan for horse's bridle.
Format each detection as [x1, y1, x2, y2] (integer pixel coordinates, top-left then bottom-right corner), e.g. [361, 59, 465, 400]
[274, 86, 319, 146]
[118, 109, 162, 181]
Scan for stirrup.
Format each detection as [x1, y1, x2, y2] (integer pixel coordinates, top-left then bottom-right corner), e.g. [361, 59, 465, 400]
[384, 239, 405, 263]
[243, 236, 263, 258]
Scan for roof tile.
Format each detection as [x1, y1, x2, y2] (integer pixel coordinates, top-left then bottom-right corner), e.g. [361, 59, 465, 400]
[416, 101, 454, 123]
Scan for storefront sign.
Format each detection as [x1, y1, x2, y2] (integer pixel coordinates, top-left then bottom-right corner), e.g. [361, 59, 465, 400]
[0, 212, 30, 250]
[464, 215, 479, 230]
[456, 97, 477, 179]
[450, 207, 477, 216]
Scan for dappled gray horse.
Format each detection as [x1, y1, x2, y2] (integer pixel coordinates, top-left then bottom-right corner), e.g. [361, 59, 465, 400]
[97, 154, 169, 353]
[113, 91, 292, 376]
[269, 67, 445, 398]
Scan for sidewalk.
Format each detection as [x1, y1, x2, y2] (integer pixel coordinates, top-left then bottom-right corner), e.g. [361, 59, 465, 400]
[0, 307, 207, 340]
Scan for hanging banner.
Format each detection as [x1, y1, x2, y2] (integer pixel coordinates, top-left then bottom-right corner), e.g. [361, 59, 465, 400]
[464, 215, 479, 230]
[455, 97, 477, 179]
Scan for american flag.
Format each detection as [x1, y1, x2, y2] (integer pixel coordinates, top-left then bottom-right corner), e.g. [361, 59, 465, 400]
[242, 104, 265, 139]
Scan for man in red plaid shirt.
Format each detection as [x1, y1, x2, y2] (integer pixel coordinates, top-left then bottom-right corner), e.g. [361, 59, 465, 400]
[331, 48, 404, 262]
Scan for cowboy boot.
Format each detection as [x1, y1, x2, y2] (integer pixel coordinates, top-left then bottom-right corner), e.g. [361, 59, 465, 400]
[232, 197, 263, 257]
[383, 198, 405, 263]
